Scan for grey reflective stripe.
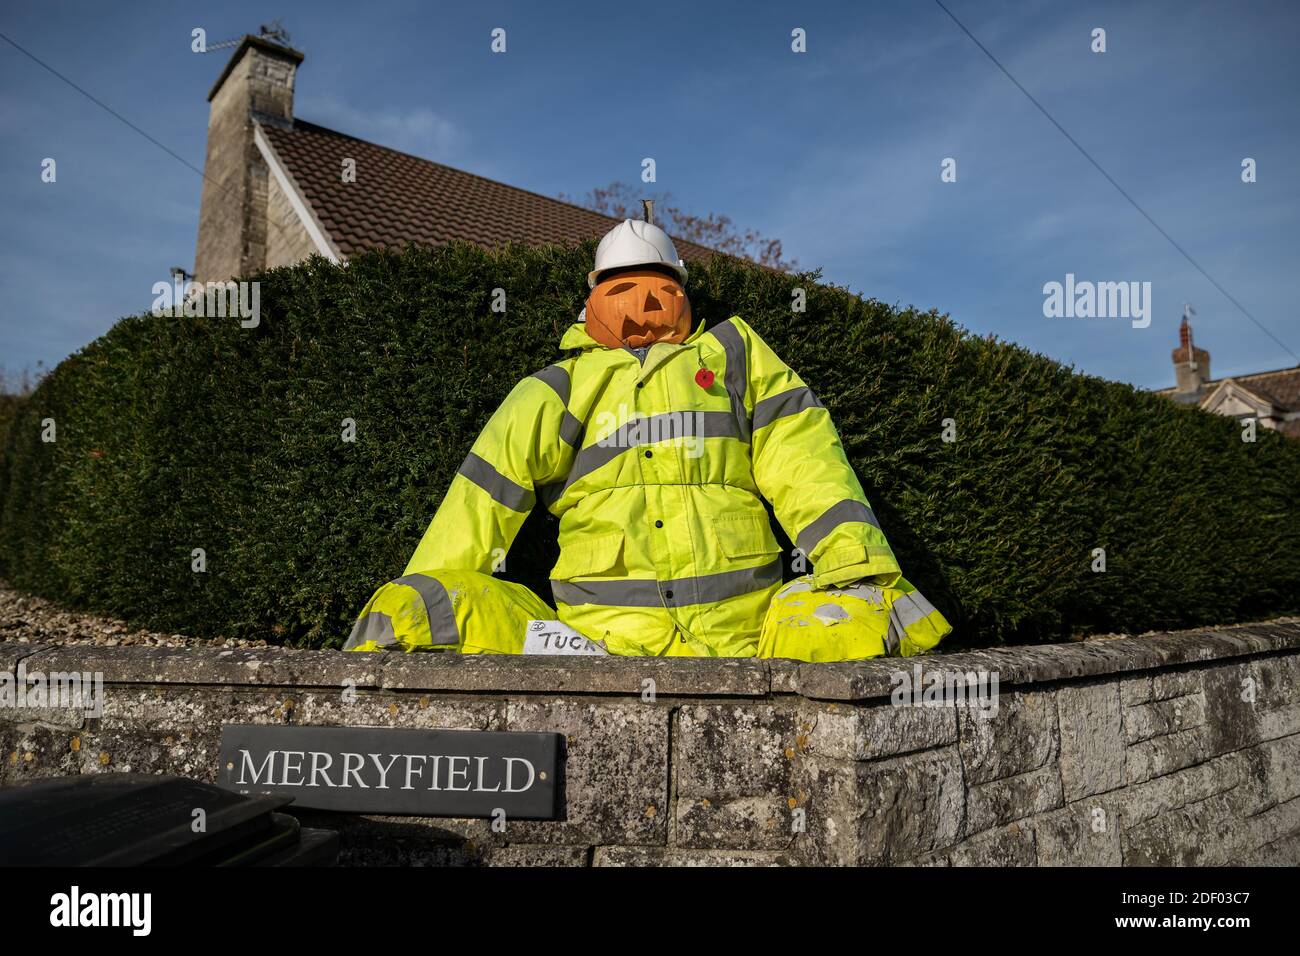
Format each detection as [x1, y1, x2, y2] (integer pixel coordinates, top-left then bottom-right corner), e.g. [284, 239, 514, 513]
[753, 386, 823, 431]
[891, 591, 938, 629]
[563, 410, 743, 491]
[708, 319, 751, 443]
[551, 557, 781, 608]
[796, 499, 882, 556]
[531, 364, 570, 404]
[533, 365, 583, 447]
[458, 452, 535, 512]
[886, 591, 938, 656]
[343, 611, 397, 650]
[884, 612, 904, 656]
[393, 572, 460, 646]
[559, 411, 583, 447]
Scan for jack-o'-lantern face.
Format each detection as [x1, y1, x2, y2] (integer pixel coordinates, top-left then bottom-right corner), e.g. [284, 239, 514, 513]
[585, 268, 692, 349]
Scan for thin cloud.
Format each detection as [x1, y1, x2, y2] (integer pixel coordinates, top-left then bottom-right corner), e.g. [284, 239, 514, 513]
[295, 96, 463, 162]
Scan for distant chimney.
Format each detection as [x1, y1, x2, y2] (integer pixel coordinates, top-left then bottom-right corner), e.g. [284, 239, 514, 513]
[1172, 314, 1211, 394]
[193, 35, 304, 283]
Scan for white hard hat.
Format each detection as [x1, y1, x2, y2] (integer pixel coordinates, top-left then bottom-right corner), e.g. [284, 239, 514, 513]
[588, 219, 688, 289]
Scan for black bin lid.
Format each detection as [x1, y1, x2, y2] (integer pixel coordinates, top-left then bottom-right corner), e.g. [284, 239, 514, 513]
[0, 774, 298, 866]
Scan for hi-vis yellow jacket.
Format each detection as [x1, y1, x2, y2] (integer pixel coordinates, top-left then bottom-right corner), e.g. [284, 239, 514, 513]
[401, 315, 908, 658]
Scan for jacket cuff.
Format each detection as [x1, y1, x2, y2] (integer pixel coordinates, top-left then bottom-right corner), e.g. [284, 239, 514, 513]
[812, 544, 902, 590]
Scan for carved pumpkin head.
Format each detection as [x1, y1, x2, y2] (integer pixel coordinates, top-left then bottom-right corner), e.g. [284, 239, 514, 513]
[585, 267, 692, 349]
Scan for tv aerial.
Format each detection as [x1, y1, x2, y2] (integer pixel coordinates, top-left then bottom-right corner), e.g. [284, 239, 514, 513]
[205, 20, 291, 53]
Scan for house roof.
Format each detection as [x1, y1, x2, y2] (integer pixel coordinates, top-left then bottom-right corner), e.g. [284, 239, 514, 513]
[258, 118, 721, 265]
[1224, 366, 1300, 409]
[1157, 365, 1300, 411]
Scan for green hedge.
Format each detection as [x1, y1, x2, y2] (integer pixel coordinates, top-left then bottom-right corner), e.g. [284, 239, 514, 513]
[2, 241, 1298, 648]
[0, 395, 22, 465]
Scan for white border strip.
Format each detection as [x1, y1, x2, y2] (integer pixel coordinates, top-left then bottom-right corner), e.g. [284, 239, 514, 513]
[253, 122, 342, 264]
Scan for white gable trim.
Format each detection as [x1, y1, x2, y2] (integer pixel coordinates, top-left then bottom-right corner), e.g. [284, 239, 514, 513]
[253, 123, 343, 264]
[1202, 378, 1276, 419]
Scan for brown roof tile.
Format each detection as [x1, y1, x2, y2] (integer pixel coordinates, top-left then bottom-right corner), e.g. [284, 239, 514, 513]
[1221, 366, 1300, 410]
[1156, 364, 1300, 411]
[259, 119, 721, 266]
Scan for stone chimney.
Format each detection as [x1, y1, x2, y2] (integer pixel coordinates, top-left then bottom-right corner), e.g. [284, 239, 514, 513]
[193, 35, 304, 283]
[1172, 314, 1211, 394]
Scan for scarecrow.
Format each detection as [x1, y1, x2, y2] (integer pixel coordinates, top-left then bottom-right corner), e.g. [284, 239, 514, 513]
[346, 212, 950, 659]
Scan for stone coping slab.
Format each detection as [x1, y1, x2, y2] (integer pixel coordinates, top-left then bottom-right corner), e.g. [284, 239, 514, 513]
[7, 619, 1298, 702]
[795, 621, 1300, 701]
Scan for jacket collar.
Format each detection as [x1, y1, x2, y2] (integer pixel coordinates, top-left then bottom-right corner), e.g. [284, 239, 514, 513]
[559, 318, 709, 352]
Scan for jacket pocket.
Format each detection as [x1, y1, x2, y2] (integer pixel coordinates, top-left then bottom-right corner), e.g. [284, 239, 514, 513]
[550, 531, 625, 580]
[713, 514, 780, 560]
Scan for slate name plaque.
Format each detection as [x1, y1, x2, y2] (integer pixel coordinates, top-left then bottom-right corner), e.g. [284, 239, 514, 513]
[218, 724, 562, 819]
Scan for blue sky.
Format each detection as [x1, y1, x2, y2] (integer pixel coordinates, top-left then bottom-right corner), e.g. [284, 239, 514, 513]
[2, 0, 1297, 389]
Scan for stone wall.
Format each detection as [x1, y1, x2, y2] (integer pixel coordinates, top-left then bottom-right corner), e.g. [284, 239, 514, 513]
[2, 620, 1298, 866]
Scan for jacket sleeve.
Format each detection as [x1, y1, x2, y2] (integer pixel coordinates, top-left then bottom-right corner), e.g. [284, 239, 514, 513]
[404, 365, 578, 575]
[725, 317, 902, 589]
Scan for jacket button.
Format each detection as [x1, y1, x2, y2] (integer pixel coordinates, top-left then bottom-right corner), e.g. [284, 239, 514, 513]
[636, 382, 644, 389]
[664, 589, 674, 600]
[654, 520, 663, 528]
[644, 450, 653, 458]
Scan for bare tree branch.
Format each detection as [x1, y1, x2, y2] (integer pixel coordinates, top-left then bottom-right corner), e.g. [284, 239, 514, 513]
[560, 181, 798, 272]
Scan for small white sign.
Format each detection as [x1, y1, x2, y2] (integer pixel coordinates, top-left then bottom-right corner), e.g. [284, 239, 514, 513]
[523, 620, 608, 656]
